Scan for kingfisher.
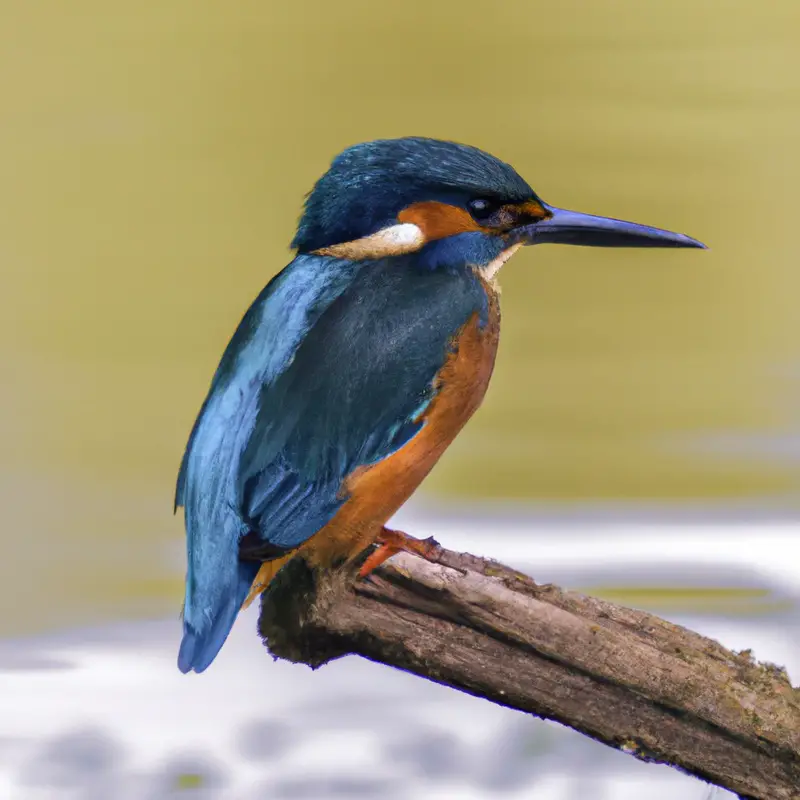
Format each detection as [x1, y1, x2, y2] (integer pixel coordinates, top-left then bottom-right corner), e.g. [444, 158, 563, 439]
[174, 136, 705, 673]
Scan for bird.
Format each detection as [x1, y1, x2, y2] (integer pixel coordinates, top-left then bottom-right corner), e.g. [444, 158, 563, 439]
[174, 136, 706, 674]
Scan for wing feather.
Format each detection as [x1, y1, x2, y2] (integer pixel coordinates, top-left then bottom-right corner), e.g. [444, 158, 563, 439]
[236, 256, 487, 551]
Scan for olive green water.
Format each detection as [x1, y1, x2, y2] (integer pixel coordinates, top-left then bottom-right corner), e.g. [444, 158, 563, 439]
[1, 2, 799, 634]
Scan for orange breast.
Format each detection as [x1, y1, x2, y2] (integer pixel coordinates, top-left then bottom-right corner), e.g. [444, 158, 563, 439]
[301, 277, 501, 567]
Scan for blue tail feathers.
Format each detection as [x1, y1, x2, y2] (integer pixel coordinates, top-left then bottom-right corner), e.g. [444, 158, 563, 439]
[177, 561, 260, 674]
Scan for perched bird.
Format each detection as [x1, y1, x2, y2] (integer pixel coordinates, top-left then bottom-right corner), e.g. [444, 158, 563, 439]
[175, 136, 705, 673]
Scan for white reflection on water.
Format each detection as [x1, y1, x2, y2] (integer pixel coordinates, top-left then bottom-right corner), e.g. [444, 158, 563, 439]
[2, 511, 798, 800]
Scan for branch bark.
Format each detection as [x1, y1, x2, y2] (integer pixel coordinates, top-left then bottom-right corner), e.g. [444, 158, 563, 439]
[257, 545, 800, 800]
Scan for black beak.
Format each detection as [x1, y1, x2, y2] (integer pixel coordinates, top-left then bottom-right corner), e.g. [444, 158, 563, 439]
[514, 202, 707, 249]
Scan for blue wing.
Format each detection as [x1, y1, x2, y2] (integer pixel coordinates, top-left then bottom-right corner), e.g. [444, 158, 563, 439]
[176, 253, 487, 672]
[237, 255, 488, 551]
[176, 255, 363, 672]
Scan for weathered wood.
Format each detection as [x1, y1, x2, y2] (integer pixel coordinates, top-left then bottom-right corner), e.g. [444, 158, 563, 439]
[257, 546, 800, 800]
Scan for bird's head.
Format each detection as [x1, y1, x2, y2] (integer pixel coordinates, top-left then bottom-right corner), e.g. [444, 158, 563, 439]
[291, 137, 705, 275]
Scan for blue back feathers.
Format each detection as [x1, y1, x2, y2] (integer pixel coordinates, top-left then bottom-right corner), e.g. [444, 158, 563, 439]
[176, 255, 362, 672]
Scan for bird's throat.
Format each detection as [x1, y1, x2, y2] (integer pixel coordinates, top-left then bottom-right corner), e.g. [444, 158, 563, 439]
[476, 242, 523, 286]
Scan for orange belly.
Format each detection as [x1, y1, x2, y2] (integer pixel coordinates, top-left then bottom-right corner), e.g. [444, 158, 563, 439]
[244, 278, 500, 604]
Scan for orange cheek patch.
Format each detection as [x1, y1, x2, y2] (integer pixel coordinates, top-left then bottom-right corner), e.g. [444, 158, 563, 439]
[398, 201, 484, 241]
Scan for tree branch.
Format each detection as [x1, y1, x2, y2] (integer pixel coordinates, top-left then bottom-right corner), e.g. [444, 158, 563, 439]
[257, 545, 800, 800]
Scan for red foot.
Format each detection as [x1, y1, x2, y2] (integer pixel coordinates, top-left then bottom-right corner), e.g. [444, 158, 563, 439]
[358, 528, 440, 578]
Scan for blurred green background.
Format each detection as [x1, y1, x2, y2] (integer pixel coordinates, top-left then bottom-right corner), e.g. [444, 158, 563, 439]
[1, 1, 798, 634]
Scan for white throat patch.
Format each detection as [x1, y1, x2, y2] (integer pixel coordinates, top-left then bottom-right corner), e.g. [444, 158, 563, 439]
[479, 243, 523, 283]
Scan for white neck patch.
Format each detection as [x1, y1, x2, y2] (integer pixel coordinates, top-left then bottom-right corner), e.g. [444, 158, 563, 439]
[313, 223, 425, 260]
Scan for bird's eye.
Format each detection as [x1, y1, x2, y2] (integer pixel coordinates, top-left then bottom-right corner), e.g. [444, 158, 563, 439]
[467, 198, 497, 221]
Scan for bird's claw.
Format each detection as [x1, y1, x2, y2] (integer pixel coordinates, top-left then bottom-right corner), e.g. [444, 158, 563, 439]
[358, 529, 441, 578]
